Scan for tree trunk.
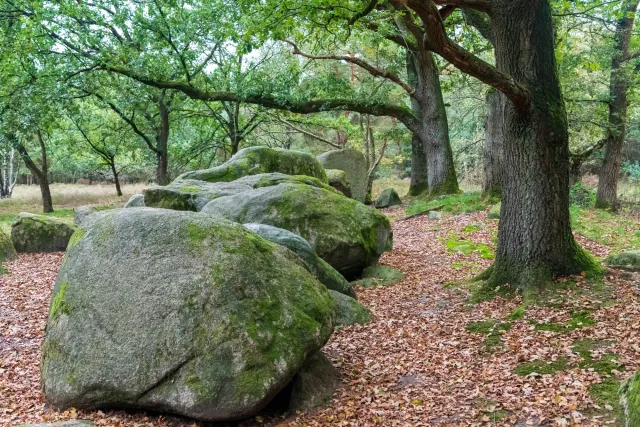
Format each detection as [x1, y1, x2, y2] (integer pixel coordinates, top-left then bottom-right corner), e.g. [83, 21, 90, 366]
[156, 99, 170, 185]
[482, 89, 504, 199]
[407, 52, 429, 197]
[596, 0, 639, 210]
[111, 162, 123, 197]
[486, 0, 597, 289]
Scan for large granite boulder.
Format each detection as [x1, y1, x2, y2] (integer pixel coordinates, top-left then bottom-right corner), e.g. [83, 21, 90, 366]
[317, 149, 367, 203]
[287, 352, 340, 412]
[374, 188, 401, 208]
[621, 370, 640, 426]
[41, 208, 335, 422]
[74, 206, 97, 227]
[605, 250, 640, 271]
[124, 193, 145, 208]
[11, 213, 77, 253]
[325, 169, 351, 198]
[329, 291, 372, 327]
[0, 228, 17, 273]
[177, 147, 327, 183]
[243, 223, 354, 297]
[143, 174, 336, 212]
[202, 183, 392, 279]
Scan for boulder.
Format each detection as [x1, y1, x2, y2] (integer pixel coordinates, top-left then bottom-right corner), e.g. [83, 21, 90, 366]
[124, 193, 145, 208]
[621, 370, 640, 427]
[177, 146, 327, 183]
[0, 228, 17, 273]
[41, 208, 335, 422]
[317, 149, 368, 203]
[604, 250, 640, 271]
[287, 352, 340, 412]
[144, 174, 337, 212]
[488, 202, 501, 220]
[74, 206, 97, 227]
[354, 265, 404, 288]
[325, 169, 351, 198]
[202, 183, 392, 279]
[14, 422, 95, 427]
[243, 224, 354, 297]
[374, 188, 401, 208]
[11, 213, 77, 253]
[329, 290, 372, 326]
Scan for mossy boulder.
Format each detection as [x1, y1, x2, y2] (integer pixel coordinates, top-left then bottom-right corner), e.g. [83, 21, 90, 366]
[41, 208, 335, 422]
[287, 352, 339, 412]
[374, 188, 401, 208]
[74, 206, 97, 227]
[329, 290, 371, 326]
[0, 228, 17, 273]
[353, 265, 404, 288]
[124, 193, 145, 208]
[244, 224, 354, 297]
[143, 179, 253, 212]
[317, 149, 368, 203]
[621, 370, 640, 426]
[488, 202, 501, 220]
[177, 147, 327, 184]
[604, 250, 640, 271]
[11, 213, 77, 253]
[202, 183, 392, 279]
[144, 174, 337, 212]
[325, 169, 351, 198]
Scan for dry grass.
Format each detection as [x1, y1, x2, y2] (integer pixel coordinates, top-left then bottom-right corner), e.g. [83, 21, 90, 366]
[0, 183, 148, 215]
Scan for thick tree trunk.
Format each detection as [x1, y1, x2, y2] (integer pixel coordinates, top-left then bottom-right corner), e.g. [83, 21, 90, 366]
[482, 89, 504, 199]
[486, 0, 597, 289]
[155, 99, 170, 185]
[407, 52, 429, 196]
[596, 0, 639, 210]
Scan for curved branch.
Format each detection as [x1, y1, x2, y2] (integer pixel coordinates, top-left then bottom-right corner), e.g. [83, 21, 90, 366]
[432, 0, 491, 13]
[284, 41, 414, 95]
[102, 66, 419, 129]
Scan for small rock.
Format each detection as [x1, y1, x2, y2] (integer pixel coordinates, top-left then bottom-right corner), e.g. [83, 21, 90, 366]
[428, 211, 442, 220]
[374, 188, 402, 209]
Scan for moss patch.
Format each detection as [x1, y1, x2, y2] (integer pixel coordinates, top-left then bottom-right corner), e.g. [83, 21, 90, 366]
[466, 319, 512, 352]
[353, 265, 404, 288]
[532, 309, 597, 332]
[50, 281, 72, 321]
[406, 192, 487, 216]
[445, 235, 494, 259]
[514, 358, 571, 376]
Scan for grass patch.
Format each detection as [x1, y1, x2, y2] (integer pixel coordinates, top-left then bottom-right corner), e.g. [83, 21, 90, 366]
[532, 309, 597, 332]
[514, 358, 571, 376]
[406, 192, 488, 217]
[571, 206, 640, 251]
[572, 339, 623, 375]
[445, 235, 495, 259]
[507, 305, 526, 320]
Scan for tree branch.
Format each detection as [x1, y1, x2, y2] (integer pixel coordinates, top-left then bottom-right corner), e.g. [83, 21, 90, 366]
[432, 0, 491, 13]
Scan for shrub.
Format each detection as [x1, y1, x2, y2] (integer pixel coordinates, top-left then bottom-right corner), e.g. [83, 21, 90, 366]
[570, 182, 596, 208]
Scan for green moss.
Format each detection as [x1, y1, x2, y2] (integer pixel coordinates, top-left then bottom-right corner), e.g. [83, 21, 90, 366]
[66, 228, 87, 250]
[621, 371, 640, 426]
[178, 186, 201, 193]
[507, 305, 526, 320]
[445, 235, 494, 259]
[406, 192, 487, 216]
[50, 281, 72, 321]
[466, 319, 512, 352]
[469, 280, 516, 303]
[572, 339, 623, 375]
[514, 358, 570, 376]
[532, 309, 597, 332]
[353, 265, 404, 288]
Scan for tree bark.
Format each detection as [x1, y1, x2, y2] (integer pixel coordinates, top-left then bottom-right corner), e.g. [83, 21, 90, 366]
[596, 0, 639, 210]
[13, 132, 53, 213]
[156, 98, 170, 185]
[482, 89, 504, 199]
[486, 0, 596, 288]
[110, 161, 123, 197]
[407, 52, 429, 196]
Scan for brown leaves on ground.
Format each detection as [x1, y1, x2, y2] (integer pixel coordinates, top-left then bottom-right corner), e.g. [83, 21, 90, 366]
[1, 210, 639, 426]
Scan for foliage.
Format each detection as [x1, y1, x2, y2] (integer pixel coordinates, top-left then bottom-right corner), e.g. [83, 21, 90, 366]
[570, 182, 597, 208]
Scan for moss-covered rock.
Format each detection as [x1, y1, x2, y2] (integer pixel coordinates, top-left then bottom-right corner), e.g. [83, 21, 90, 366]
[621, 370, 640, 426]
[374, 188, 401, 208]
[317, 149, 367, 203]
[287, 352, 339, 412]
[124, 193, 145, 208]
[0, 228, 17, 273]
[353, 265, 404, 288]
[41, 208, 335, 422]
[144, 174, 338, 212]
[329, 290, 371, 326]
[604, 250, 640, 271]
[325, 169, 351, 198]
[11, 213, 77, 253]
[178, 146, 327, 183]
[202, 183, 392, 279]
[244, 224, 354, 297]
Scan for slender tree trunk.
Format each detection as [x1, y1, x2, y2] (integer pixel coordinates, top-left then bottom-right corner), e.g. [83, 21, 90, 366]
[33, 130, 53, 213]
[485, 0, 598, 289]
[407, 52, 429, 197]
[596, 0, 639, 210]
[156, 99, 170, 185]
[482, 89, 504, 199]
[110, 162, 123, 197]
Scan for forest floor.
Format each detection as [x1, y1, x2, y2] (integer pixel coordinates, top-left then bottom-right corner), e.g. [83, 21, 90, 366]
[1, 202, 640, 426]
